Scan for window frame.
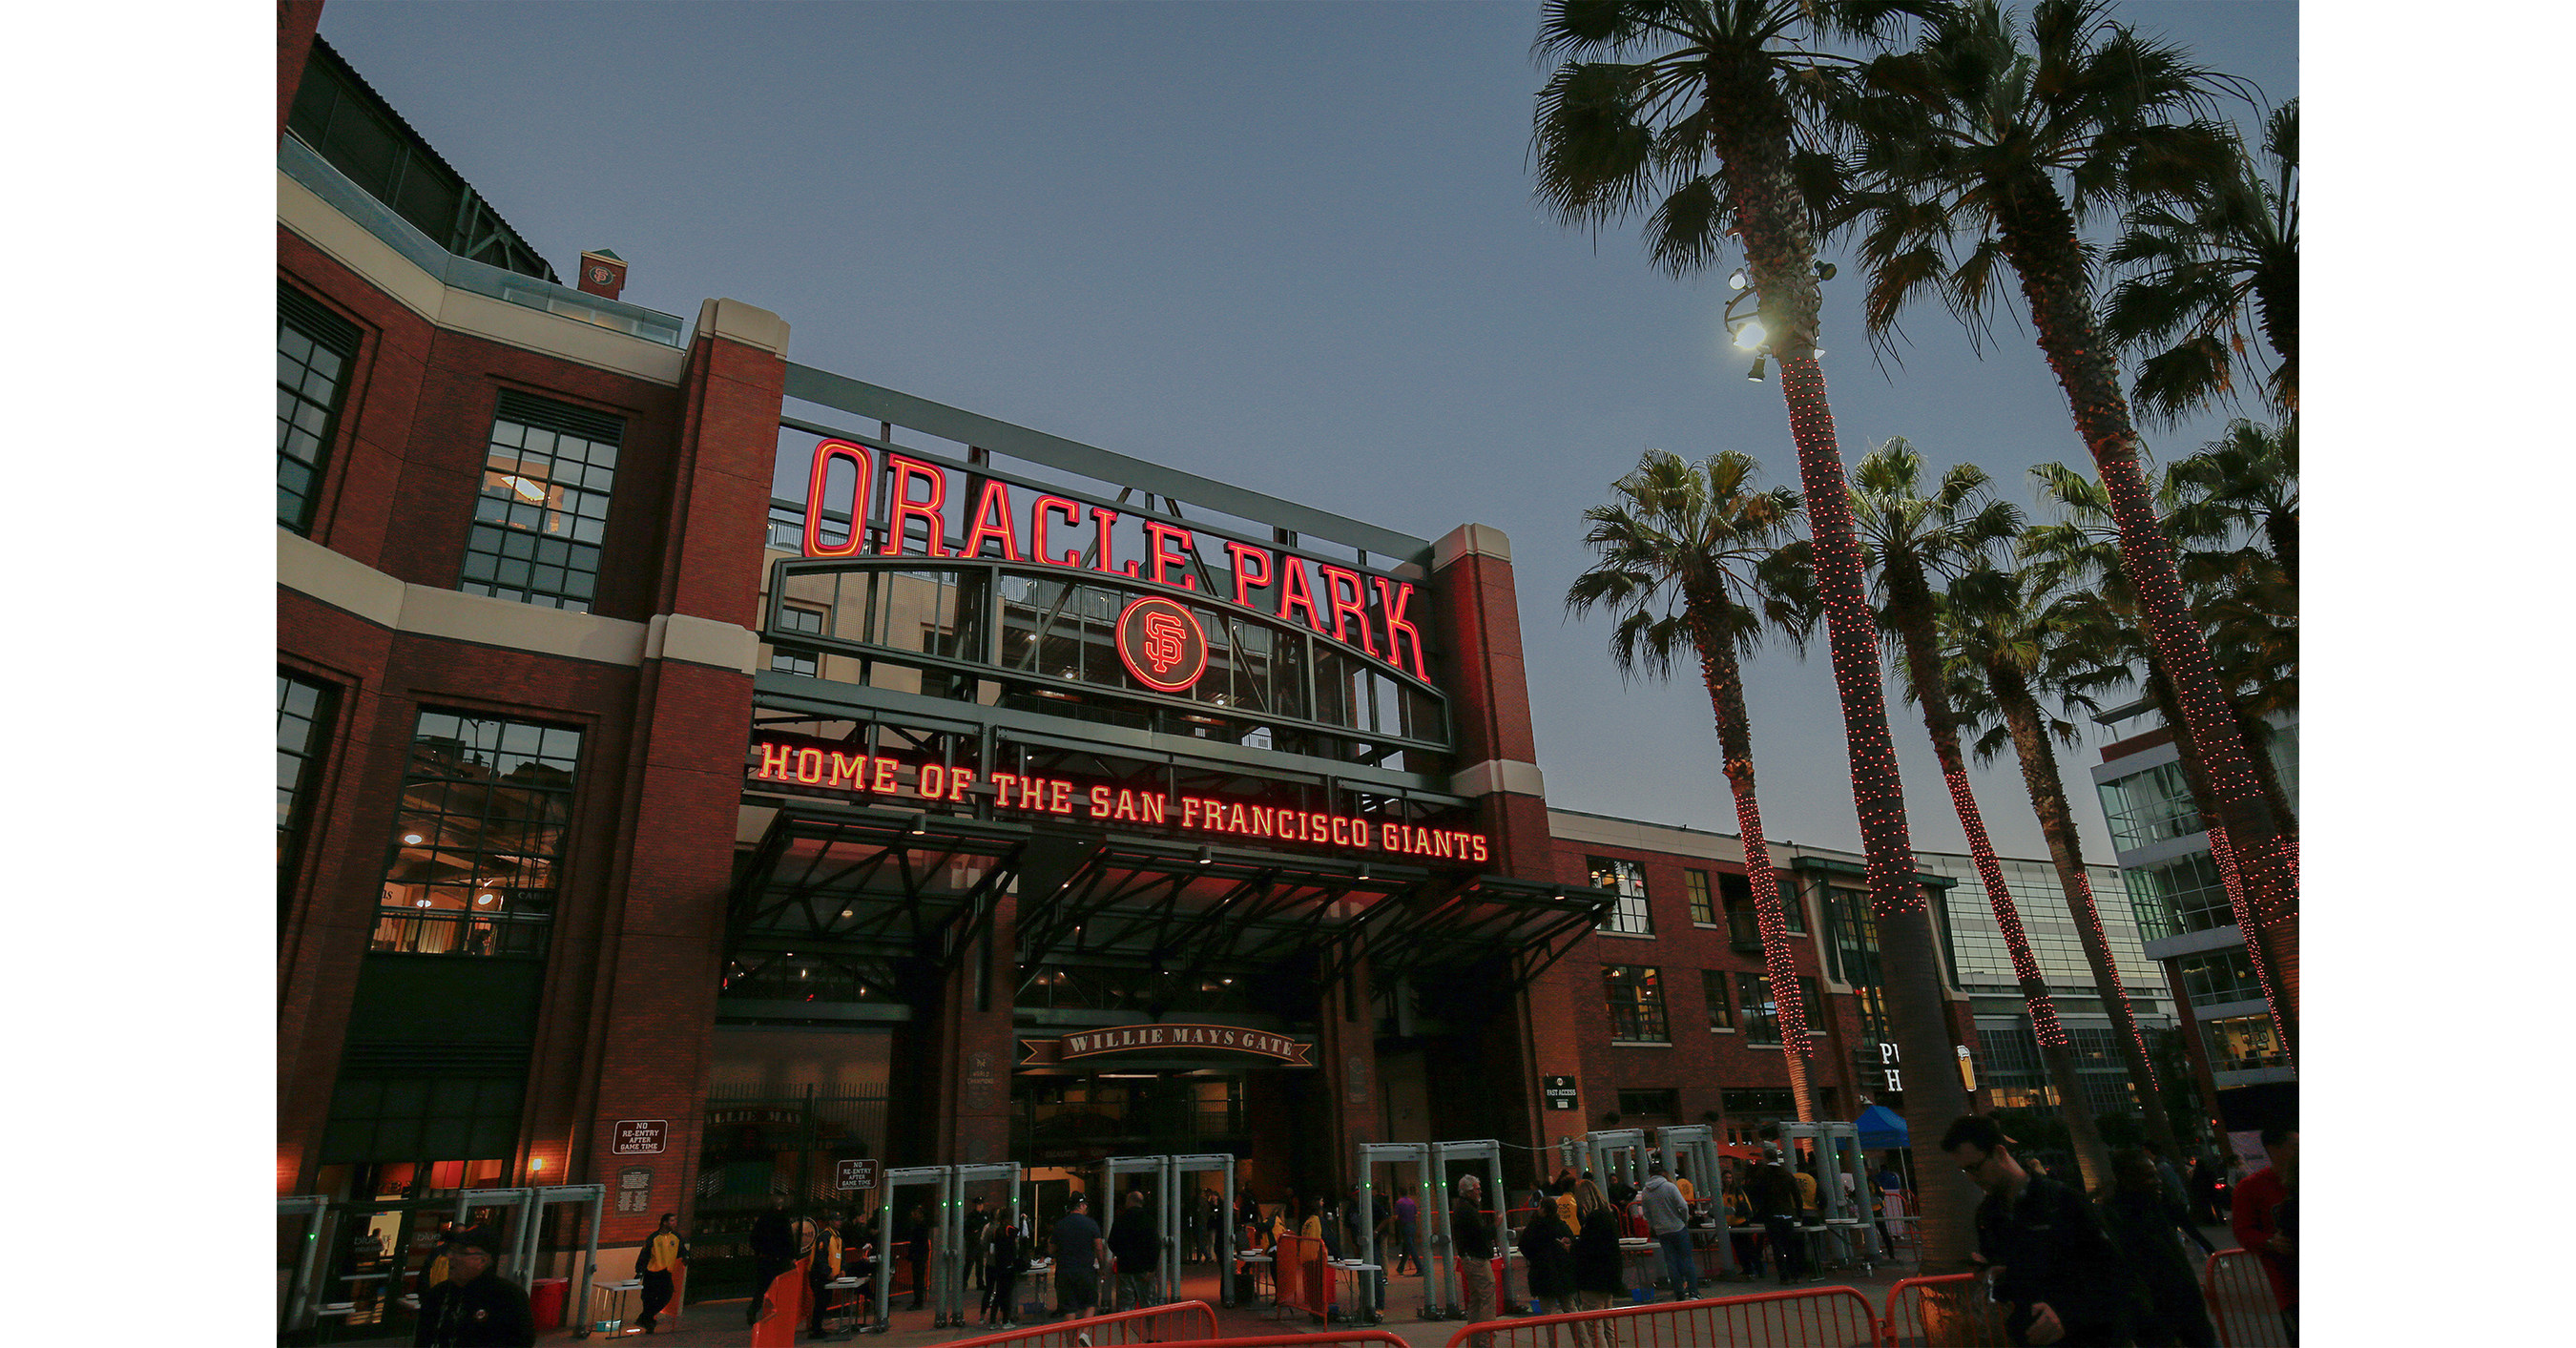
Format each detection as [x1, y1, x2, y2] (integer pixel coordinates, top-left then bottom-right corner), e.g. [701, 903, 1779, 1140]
[1589, 857, 1653, 936]
[1702, 969, 1735, 1031]
[1601, 964, 1670, 1044]
[277, 671, 340, 927]
[459, 390, 625, 613]
[279, 284, 362, 535]
[371, 708, 585, 959]
[1685, 869, 1716, 925]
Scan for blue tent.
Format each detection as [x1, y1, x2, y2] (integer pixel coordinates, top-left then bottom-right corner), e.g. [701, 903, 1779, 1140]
[1856, 1105, 1909, 1150]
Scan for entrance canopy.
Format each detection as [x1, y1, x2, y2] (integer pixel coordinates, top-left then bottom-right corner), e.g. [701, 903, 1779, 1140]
[1856, 1104, 1909, 1150]
[728, 801, 1027, 988]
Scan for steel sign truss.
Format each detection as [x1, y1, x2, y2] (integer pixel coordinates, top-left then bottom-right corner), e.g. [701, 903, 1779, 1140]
[727, 803, 1026, 983]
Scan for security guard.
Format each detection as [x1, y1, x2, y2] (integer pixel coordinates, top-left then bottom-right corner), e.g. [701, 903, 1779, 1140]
[634, 1213, 688, 1334]
[413, 1226, 535, 1347]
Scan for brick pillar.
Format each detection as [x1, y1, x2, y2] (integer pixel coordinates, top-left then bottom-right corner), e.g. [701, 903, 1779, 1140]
[937, 886, 1018, 1168]
[1318, 954, 1379, 1192]
[1425, 524, 1575, 1179]
[574, 301, 787, 1246]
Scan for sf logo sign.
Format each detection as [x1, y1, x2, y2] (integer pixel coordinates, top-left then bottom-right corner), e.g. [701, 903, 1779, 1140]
[1115, 595, 1210, 693]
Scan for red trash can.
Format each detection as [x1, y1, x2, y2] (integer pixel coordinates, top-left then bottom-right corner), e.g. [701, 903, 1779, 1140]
[529, 1276, 570, 1331]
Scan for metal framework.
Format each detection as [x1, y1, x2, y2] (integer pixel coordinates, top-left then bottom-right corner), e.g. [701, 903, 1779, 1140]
[946, 1163, 1022, 1328]
[1654, 1124, 1737, 1275]
[1774, 1120, 1876, 1272]
[1356, 1142, 1435, 1320]
[1017, 839, 1414, 984]
[1358, 877, 1616, 990]
[867, 1166, 957, 1333]
[451, 1185, 605, 1327]
[729, 803, 1028, 989]
[278, 1194, 331, 1331]
[1425, 1141, 1508, 1321]
[1170, 1154, 1240, 1309]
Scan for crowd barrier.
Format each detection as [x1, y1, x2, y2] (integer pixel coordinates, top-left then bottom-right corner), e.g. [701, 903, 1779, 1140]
[2202, 1248, 2291, 1348]
[1159, 1336, 1411, 1348]
[1275, 1235, 1333, 1319]
[936, 1298, 1221, 1347]
[1443, 1286, 1880, 1348]
[1877, 1273, 2004, 1347]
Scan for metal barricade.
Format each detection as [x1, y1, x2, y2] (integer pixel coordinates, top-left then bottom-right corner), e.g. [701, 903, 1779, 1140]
[2203, 1248, 2292, 1348]
[1160, 1336, 1413, 1347]
[1878, 1273, 2005, 1347]
[1276, 1234, 1333, 1320]
[932, 1298, 1220, 1346]
[1444, 1286, 1881, 1348]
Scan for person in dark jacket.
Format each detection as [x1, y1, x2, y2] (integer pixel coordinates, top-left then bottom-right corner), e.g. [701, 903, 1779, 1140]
[746, 1198, 797, 1328]
[633, 1213, 688, 1334]
[1451, 1173, 1497, 1324]
[899, 1204, 932, 1310]
[414, 1227, 534, 1347]
[1745, 1150, 1806, 1285]
[1109, 1189, 1162, 1310]
[1569, 1179, 1625, 1348]
[982, 1213, 1025, 1327]
[1943, 1114, 2147, 1347]
[2100, 1151, 2215, 1348]
[1516, 1190, 1579, 1318]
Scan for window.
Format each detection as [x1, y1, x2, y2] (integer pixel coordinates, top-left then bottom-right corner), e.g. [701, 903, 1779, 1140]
[2201, 1013, 2287, 1071]
[1797, 976, 1829, 1038]
[1602, 964, 1669, 1043]
[2127, 854, 2235, 941]
[2097, 760, 2204, 850]
[2171, 949, 2264, 1007]
[1826, 886, 1882, 987]
[1590, 857, 1652, 935]
[1703, 970, 1735, 1030]
[1779, 875, 1807, 934]
[1737, 971, 1781, 1047]
[1616, 1089, 1679, 1121]
[279, 285, 360, 533]
[278, 673, 338, 914]
[461, 390, 622, 612]
[372, 711, 582, 957]
[322, 1071, 527, 1166]
[772, 604, 825, 674]
[1686, 870, 1716, 924]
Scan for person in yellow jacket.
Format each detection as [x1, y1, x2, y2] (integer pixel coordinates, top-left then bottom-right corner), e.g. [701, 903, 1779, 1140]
[635, 1213, 688, 1334]
[804, 1214, 844, 1338]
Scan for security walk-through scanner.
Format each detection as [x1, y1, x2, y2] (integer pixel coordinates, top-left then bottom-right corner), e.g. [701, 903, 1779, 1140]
[278, 1194, 330, 1332]
[1098, 1153, 1239, 1310]
[1357, 1142, 1436, 1321]
[454, 1185, 607, 1336]
[1776, 1120, 1877, 1272]
[1579, 1128, 1652, 1193]
[1656, 1124, 1737, 1275]
[940, 1163, 1022, 1328]
[1426, 1140, 1508, 1320]
[866, 1166, 955, 1333]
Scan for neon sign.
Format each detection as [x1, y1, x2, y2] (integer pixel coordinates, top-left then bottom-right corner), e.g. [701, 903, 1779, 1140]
[750, 738, 1488, 862]
[1115, 595, 1209, 693]
[800, 439, 1430, 681]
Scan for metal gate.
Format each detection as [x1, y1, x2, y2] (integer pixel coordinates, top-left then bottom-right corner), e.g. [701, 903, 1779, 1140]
[692, 1087, 890, 1299]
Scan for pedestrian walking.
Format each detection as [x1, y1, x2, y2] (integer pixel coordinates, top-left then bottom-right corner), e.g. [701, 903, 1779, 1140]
[1746, 1149, 1806, 1284]
[2230, 1128, 2298, 1343]
[1051, 1192, 1107, 1320]
[966, 1196, 991, 1292]
[982, 1208, 1025, 1328]
[2100, 1150, 2216, 1348]
[1110, 1189, 1161, 1310]
[634, 1213, 687, 1335]
[1570, 1178, 1625, 1348]
[414, 1226, 535, 1347]
[746, 1197, 796, 1328]
[1639, 1159, 1696, 1302]
[2189, 1153, 2227, 1228]
[1452, 1173, 1498, 1326]
[1394, 1189, 1421, 1275]
[1517, 1189, 1580, 1319]
[1942, 1113, 2147, 1347]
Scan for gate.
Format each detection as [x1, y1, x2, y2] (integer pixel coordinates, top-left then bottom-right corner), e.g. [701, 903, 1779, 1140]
[693, 1087, 889, 1299]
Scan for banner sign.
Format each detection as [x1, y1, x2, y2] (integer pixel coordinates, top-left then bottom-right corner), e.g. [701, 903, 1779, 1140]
[800, 438, 1431, 682]
[748, 735, 1490, 863]
[1018, 1024, 1314, 1067]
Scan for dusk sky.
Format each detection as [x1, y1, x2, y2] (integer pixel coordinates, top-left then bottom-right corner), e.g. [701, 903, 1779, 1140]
[314, 0, 2296, 864]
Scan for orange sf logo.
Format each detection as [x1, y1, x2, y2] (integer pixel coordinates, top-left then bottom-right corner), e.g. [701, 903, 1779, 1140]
[1142, 612, 1187, 674]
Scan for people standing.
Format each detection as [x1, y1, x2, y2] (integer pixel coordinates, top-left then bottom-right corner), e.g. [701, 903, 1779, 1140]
[2101, 1150, 2217, 1348]
[413, 1226, 535, 1347]
[1051, 1192, 1107, 1321]
[841, 1210, 877, 1322]
[2231, 1128, 2298, 1343]
[1722, 1171, 1762, 1279]
[898, 1204, 932, 1311]
[1570, 1178, 1625, 1348]
[966, 1196, 991, 1294]
[1109, 1189, 1161, 1311]
[1394, 1189, 1421, 1276]
[1452, 1173, 1497, 1325]
[634, 1213, 688, 1335]
[982, 1207, 1024, 1328]
[804, 1214, 844, 1339]
[746, 1198, 796, 1328]
[1638, 1159, 1696, 1303]
[1942, 1114, 2146, 1348]
[1517, 1189, 1580, 1319]
[1746, 1149, 1805, 1285]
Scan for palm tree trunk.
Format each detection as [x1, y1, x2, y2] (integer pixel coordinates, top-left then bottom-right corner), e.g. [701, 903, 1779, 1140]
[1992, 176, 2299, 1040]
[1713, 90, 1979, 1268]
[1691, 612, 1815, 1122]
[1989, 665, 2183, 1165]
[2143, 665, 2296, 1060]
[1883, 580, 2109, 1191]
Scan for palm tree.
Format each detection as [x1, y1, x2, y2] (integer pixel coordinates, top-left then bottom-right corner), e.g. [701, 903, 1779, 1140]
[1533, 0, 1984, 1267]
[1842, 0, 2297, 1038]
[2104, 100, 2298, 425]
[1567, 449, 1821, 1120]
[1937, 564, 2183, 1164]
[1847, 438, 2110, 1190]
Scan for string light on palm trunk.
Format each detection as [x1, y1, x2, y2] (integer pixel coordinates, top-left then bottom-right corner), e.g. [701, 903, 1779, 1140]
[1940, 762, 2067, 1047]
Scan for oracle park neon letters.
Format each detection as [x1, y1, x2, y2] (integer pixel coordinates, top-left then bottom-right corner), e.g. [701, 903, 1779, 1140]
[800, 439, 1429, 682]
[750, 739, 1490, 863]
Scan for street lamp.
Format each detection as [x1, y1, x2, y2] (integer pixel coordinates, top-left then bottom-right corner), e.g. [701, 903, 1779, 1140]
[1723, 261, 1838, 382]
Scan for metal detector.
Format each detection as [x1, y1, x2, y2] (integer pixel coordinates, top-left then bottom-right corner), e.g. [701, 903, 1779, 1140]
[865, 1166, 955, 1333]
[1357, 1142, 1431, 1319]
[947, 1163, 1021, 1327]
[1427, 1140, 1506, 1320]
[1171, 1153, 1238, 1308]
[1655, 1124, 1736, 1275]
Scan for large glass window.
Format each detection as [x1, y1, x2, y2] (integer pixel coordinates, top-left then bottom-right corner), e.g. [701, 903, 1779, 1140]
[1685, 869, 1716, 925]
[279, 285, 360, 533]
[1737, 971, 1781, 1047]
[278, 673, 338, 915]
[2098, 760, 2204, 850]
[372, 711, 582, 957]
[2200, 1013, 2287, 1071]
[2127, 853, 2235, 941]
[461, 390, 622, 612]
[1779, 876, 1808, 934]
[1798, 976, 1828, 1038]
[1590, 858, 1652, 935]
[1827, 886, 1882, 986]
[2171, 949, 2263, 1007]
[1602, 964, 1668, 1043]
[1615, 1089, 1679, 1121]
[1703, 970, 1735, 1030]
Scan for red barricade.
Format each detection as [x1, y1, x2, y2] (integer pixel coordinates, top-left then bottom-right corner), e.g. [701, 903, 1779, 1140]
[1276, 1235, 1332, 1319]
[1878, 1272, 2005, 1347]
[1444, 1285, 1880, 1348]
[2202, 1248, 2292, 1348]
[1160, 1336, 1411, 1348]
[935, 1298, 1221, 1347]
